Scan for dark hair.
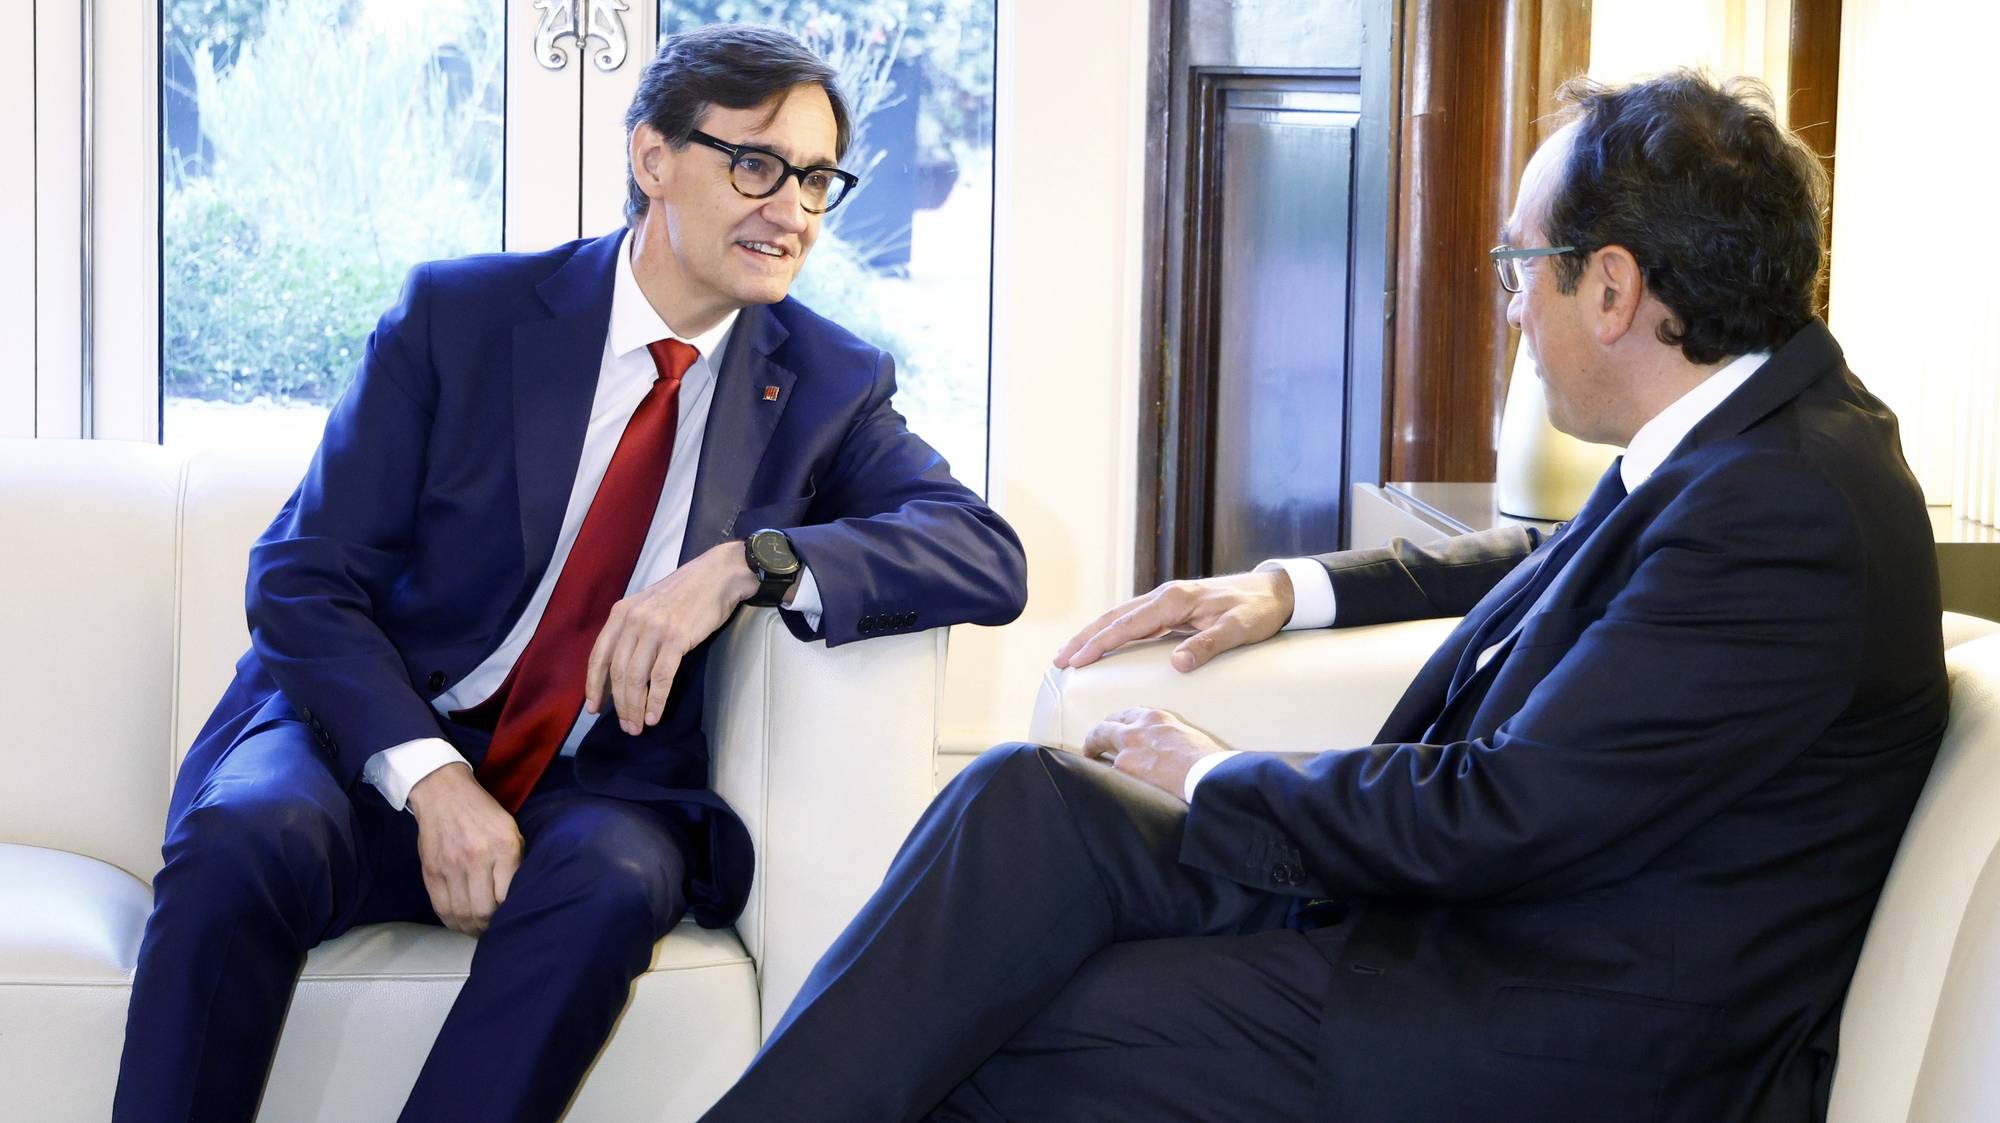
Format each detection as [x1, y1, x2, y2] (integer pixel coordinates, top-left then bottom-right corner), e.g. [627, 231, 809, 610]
[623, 24, 852, 225]
[1544, 70, 1828, 365]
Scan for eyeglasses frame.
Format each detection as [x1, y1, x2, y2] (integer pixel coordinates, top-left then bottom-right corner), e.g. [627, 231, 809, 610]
[1488, 244, 1579, 294]
[687, 129, 860, 215]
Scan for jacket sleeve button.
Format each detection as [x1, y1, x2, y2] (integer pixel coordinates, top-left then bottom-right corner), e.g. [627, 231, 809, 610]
[426, 671, 446, 691]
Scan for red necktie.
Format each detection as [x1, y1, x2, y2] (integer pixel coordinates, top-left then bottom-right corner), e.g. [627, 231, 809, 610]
[469, 338, 699, 811]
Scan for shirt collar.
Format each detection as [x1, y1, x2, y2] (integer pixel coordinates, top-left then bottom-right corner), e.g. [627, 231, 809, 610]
[1620, 349, 1770, 492]
[608, 229, 740, 366]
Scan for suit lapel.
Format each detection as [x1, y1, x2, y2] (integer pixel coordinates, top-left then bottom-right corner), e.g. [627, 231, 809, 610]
[511, 232, 623, 576]
[681, 301, 796, 563]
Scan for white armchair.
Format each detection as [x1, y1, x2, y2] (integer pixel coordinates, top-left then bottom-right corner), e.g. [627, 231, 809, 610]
[1031, 612, 2000, 1122]
[0, 437, 946, 1122]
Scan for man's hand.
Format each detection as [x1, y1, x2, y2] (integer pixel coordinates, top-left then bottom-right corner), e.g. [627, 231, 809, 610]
[585, 540, 764, 735]
[1054, 569, 1295, 673]
[1082, 707, 1227, 800]
[406, 763, 524, 937]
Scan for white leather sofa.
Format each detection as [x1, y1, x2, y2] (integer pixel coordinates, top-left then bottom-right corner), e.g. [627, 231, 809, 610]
[1032, 610, 2000, 1122]
[0, 437, 946, 1122]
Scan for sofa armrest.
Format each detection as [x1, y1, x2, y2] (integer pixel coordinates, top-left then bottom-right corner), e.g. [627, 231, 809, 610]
[705, 607, 947, 1037]
[1028, 617, 1461, 755]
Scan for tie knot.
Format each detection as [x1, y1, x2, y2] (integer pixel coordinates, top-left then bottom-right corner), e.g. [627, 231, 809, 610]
[646, 338, 699, 386]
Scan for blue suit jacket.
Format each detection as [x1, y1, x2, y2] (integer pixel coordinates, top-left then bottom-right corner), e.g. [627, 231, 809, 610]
[177, 230, 1027, 927]
[1183, 321, 1947, 1120]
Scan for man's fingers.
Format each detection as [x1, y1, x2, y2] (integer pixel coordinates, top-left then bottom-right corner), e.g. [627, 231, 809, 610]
[583, 616, 619, 715]
[466, 868, 498, 933]
[1084, 709, 1155, 760]
[611, 627, 654, 734]
[421, 870, 456, 931]
[645, 648, 683, 726]
[1059, 583, 1229, 669]
[493, 850, 519, 909]
[1172, 610, 1251, 672]
[1066, 602, 1184, 670]
[1055, 597, 1145, 665]
[1082, 719, 1123, 761]
[439, 871, 472, 935]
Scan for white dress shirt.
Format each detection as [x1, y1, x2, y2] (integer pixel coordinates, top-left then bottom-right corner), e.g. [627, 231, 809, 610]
[1184, 350, 1771, 800]
[362, 231, 825, 811]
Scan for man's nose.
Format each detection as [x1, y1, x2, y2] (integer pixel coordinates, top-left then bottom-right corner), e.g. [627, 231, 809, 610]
[760, 176, 810, 232]
[1505, 288, 1524, 330]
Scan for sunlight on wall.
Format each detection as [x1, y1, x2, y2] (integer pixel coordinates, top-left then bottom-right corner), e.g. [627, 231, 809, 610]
[1589, 0, 1791, 120]
[1831, 0, 2000, 524]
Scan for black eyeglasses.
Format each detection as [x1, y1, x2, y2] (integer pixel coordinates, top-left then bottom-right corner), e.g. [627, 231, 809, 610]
[688, 130, 860, 215]
[1489, 244, 1578, 293]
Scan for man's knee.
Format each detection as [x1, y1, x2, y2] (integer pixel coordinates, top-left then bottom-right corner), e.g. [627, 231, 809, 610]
[514, 810, 685, 943]
[958, 741, 1064, 793]
[156, 782, 349, 939]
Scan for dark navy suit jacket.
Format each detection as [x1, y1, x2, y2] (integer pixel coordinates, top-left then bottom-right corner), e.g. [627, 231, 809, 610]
[175, 230, 1027, 928]
[1184, 321, 1947, 1120]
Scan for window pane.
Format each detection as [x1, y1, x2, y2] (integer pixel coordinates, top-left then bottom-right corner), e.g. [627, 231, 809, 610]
[661, 1, 996, 493]
[160, 0, 504, 454]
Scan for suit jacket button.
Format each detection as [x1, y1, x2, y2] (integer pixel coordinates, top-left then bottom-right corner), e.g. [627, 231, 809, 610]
[860, 615, 877, 632]
[426, 670, 446, 691]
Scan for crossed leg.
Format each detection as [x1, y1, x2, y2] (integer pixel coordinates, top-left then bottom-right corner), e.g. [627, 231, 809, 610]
[702, 742, 1328, 1123]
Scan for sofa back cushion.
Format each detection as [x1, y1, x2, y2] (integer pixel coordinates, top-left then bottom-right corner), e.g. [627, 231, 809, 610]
[172, 451, 312, 770]
[0, 439, 183, 880]
[1831, 632, 2000, 1120]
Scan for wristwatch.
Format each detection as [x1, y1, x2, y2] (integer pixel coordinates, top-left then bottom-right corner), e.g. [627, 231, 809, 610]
[743, 528, 802, 607]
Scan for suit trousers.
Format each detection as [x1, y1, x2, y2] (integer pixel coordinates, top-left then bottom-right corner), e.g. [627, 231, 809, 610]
[701, 743, 1338, 1123]
[112, 721, 690, 1123]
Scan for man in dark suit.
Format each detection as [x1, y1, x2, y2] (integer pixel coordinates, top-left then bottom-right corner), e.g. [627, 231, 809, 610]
[112, 25, 1025, 1123]
[700, 72, 1946, 1122]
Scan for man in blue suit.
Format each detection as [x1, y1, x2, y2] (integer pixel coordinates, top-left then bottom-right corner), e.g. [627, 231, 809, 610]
[113, 24, 1025, 1123]
[701, 72, 1945, 1122]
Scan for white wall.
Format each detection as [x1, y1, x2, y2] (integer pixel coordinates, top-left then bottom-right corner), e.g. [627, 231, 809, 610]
[1589, 0, 1791, 110]
[1830, 0, 2000, 525]
[940, 0, 1149, 757]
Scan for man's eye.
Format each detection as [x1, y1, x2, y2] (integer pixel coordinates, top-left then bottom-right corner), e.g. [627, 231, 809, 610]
[736, 155, 771, 176]
[803, 170, 831, 191]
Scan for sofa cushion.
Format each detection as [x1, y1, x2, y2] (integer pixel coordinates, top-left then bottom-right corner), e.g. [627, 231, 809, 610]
[0, 439, 182, 881]
[0, 838, 760, 1122]
[0, 844, 151, 982]
[1830, 632, 2000, 1121]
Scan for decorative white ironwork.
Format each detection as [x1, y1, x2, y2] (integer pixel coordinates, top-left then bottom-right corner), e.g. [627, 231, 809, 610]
[533, 0, 629, 73]
[532, 0, 579, 71]
[585, 0, 631, 73]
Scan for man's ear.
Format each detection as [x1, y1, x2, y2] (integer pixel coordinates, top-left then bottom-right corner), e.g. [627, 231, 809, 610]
[630, 123, 672, 199]
[1587, 245, 1644, 345]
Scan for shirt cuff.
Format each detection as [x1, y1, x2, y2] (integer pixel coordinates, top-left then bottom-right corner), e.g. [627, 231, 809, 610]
[786, 563, 824, 630]
[1183, 749, 1243, 802]
[1255, 558, 1337, 630]
[362, 737, 469, 812]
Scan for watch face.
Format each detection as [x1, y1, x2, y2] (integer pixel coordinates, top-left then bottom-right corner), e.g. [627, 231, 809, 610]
[749, 530, 799, 574]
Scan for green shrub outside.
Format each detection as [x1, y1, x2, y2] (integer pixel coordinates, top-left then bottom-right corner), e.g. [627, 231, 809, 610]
[164, 0, 502, 405]
[164, 181, 409, 404]
[165, 0, 983, 434]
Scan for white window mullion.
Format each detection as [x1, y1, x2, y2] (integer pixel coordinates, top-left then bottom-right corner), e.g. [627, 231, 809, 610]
[579, 2, 655, 238]
[32, 0, 84, 440]
[0, 4, 37, 437]
[505, 0, 589, 252]
[90, 0, 162, 443]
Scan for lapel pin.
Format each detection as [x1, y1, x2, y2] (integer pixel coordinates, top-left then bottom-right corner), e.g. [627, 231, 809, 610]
[762, 385, 781, 402]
